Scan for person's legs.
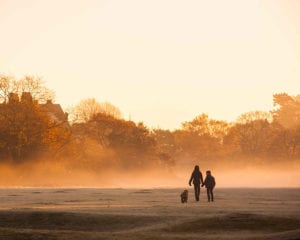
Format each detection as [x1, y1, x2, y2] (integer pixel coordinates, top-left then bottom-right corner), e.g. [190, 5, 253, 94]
[210, 188, 214, 202]
[194, 184, 200, 201]
[206, 188, 210, 202]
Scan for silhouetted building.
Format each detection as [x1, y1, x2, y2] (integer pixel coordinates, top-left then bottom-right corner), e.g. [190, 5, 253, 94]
[1, 92, 69, 127]
[40, 99, 69, 127]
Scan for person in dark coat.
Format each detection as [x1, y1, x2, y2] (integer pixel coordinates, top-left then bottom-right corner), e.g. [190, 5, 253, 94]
[202, 170, 216, 202]
[189, 165, 203, 201]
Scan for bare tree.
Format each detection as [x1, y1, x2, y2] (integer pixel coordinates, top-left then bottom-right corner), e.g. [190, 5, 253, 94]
[99, 101, 122, 119]
[68, 98, 122, 123]
[0, 74, 54, 103]
[0, 75, 18, 103]
[68, 98, 102, 123]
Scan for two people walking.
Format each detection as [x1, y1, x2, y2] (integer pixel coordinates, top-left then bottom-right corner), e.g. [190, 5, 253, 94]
[189, 165, 216, 202]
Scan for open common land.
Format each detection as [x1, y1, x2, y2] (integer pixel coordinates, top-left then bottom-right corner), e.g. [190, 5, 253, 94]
[0, 188, 299, 240]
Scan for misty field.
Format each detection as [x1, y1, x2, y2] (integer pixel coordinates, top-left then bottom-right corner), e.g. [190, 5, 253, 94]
[0, 188, 299, 240]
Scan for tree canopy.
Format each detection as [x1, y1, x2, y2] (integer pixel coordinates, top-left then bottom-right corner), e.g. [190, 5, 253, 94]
[0, 74, 299, 172]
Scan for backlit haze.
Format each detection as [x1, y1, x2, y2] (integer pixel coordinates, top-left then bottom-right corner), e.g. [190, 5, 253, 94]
[0, 1, 299, 188]
[1, 0, 299, 130]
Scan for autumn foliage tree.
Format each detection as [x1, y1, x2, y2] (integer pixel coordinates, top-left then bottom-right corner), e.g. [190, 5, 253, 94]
[224, 111, 274, 158]
[0, 75, 70, 162]
[174, 114, 228, 162]
[71, 112, 160, 170]
[1, 73, 299, 170]
[272, 93, 300, 129]
[270, 94, 300, 159]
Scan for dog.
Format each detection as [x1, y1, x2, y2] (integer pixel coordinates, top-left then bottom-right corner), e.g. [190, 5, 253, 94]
[180, 189, 188, 203]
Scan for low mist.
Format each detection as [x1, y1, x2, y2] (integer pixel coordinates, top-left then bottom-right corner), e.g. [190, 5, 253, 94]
[0, 158, 299, 188]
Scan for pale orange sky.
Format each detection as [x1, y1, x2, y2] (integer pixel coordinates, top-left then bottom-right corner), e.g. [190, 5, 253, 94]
[1, 0, 299, 129]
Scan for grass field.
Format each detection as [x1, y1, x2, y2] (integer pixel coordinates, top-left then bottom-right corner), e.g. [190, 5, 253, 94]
[0, 188, 299, 240]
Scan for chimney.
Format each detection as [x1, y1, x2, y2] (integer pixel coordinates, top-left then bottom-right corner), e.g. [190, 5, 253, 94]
[21, 92, 33, 103]
[8, 93, 19, 103]
[46, 99, 52, 104]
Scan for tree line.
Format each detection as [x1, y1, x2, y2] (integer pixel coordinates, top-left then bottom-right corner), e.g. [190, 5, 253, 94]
[0, 75, 299, 173]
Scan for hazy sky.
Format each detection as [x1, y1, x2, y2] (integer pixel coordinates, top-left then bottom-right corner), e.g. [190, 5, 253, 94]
[1, 0, 299, 129]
